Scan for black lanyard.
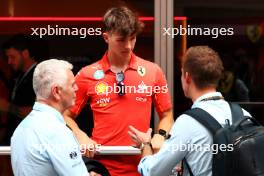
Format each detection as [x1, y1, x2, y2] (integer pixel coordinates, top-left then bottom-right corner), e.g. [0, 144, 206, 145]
[200, 96, 224, 102]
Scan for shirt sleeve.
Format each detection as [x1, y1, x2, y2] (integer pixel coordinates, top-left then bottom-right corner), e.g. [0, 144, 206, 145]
[138, 115, 191, 176]
[43, 130, 88, 176]
[153, 64, 172, 115]
[70, 68, 90, 117]
[12, 125, 89, 176]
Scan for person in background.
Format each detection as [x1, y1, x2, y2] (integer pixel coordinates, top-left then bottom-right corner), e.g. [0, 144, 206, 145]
[217, 54, 249, 102]
[0, 34, 37, 145]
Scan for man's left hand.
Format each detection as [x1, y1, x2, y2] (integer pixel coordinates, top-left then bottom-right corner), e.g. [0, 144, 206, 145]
[128, 125, 152, 148]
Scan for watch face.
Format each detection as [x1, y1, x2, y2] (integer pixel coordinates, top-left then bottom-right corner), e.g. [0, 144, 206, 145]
[159, 129, 167, 136]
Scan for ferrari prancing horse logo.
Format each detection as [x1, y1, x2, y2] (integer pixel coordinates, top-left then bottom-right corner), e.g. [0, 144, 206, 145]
[246, 25, 262, 43]
[137, 66, 146, 77]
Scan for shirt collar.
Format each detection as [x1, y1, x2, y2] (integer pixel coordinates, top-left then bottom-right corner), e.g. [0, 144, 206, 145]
[192, 92, 223, 108]
[99, 51, 138, 72]
[33, 102, 65, 124]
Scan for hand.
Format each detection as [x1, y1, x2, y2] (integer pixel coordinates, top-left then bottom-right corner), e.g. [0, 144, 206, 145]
[89, 171, 102, 176]
[75, 130, 97, 158]
[150, 134, 165, 153]
[128, 125, 152, 148]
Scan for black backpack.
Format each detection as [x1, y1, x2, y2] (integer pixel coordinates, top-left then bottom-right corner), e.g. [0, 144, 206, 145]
[184, 103, 264, 176]
[83, 157, 111, 176]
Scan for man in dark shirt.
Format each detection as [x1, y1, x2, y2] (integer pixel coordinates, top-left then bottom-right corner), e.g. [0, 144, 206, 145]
[0, 34, 36, 144]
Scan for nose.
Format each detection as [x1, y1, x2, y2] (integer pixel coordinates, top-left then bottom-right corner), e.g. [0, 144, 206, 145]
[124, 40, 132, 50]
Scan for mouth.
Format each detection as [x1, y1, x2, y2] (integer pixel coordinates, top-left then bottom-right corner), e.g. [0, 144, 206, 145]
[121, 50, 130, 54]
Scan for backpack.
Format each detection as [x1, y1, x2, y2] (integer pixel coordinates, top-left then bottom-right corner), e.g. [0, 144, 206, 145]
[83, 157, 110, 176]
[184, 103, 264, 176]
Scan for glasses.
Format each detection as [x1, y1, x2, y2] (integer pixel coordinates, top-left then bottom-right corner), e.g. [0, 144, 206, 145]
[116, 71, 125, 96]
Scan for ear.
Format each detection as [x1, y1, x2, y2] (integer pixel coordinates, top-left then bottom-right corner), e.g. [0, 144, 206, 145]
[51, 85, 61, 101]
[103, 32, 109, 43]
[185, 72, 192, 84]
[21, 49, 30, 59]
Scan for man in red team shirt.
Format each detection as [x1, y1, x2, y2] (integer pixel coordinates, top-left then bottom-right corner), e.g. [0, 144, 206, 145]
[64, 6, 174, 176]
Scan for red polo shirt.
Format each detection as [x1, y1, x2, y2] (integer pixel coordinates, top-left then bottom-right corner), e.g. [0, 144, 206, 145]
[70, 52, 172, 176]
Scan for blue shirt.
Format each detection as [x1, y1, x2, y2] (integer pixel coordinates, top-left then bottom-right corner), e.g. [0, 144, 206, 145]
[11, 102, 88, 176]
[138, 92, 251, 176]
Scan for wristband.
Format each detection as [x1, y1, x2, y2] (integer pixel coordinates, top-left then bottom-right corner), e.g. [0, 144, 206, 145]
[158, 129, 171, 139]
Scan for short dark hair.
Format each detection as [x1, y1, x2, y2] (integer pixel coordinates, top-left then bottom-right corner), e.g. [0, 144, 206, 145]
[2, 34, 33, 56]
[182, 46, 224, 89]
[103, 6, 144, 37]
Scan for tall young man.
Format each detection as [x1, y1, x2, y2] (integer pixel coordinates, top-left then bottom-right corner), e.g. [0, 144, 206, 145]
[64, 6, 173, 176]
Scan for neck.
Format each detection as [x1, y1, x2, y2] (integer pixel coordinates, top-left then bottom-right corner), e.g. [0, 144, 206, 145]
[23, 58, 35, 72]
[191, 87, 217, 102]
[107, 51, 130, 71]
[37, 99, 64, 114]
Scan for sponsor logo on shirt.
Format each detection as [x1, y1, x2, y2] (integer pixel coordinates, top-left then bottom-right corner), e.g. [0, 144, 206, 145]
[136, 97, 147, 102]
[96, 97, 111, 107]
[95, 82, 108, 95]
[93, 70, 105, 80]
[137, 81, 148, 92]
[137, 66, 146, 77]
[69, 151, 78, 159]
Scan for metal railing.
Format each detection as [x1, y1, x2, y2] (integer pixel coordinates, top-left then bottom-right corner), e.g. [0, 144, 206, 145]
[0, 146, 141, 155]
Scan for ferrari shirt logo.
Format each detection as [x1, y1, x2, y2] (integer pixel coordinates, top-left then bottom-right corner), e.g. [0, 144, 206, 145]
[96, 97, 110, 107]
[93, 70, 105, 80]
[137, 66, 146, 77]
[95, 82, 108, 95]
[246, 25, 262, 43]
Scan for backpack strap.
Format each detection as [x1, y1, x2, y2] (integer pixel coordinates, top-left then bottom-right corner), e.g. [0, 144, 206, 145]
[228, 102, 244, 123]
[184, 108, 222, 136]
[183, 108, 223, 176]
[183, 104, 243, 175]
[183, 158, 194, 176]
